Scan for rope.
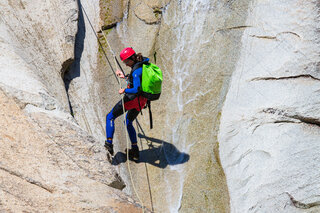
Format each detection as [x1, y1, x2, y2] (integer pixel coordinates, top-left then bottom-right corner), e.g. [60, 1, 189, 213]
[80, 4, 119, 84]
[136, 119, 155, 212]
[79, 2, 146, 210]
[100, 28, 145, 212]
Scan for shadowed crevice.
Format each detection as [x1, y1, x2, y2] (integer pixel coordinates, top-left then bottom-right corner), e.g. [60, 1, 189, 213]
[62, 0, 86, 117]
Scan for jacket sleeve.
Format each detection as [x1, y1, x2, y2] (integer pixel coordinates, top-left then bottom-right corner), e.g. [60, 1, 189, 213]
[125, 68, 142, 94]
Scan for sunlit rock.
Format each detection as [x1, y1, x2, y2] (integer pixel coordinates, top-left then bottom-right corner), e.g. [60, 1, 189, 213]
[219, 0, 320, 212]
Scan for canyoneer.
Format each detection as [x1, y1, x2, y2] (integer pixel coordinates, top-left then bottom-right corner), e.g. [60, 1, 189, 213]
[104, 47, 162, 161]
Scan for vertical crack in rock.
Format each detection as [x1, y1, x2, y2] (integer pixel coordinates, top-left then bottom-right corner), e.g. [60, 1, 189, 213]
[62, 59, 75, 117]
[127, 0, 131, 20]
[62, 0, 85, 117]
[59, 0, 126, 191]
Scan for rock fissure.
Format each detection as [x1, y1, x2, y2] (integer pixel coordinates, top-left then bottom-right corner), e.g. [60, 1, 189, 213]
[289, 115, 320, 128]
[251, 74, 320, 82]
[134, 12, 161, 25]
[262, 108, 320, 127]
[216, 25, 252, 33]
[100, 22, 117, 31]
[287, 192, 320, 209]
[273, 120, 297, 124]
[62, 58, 75, 117]
[250, 31, 301, 40]
[278, 31, 301, 38]
[0, 164, 54, 193]
[127, 0, 131, 20]
[61, 58, 74, 78]
[250, 35, 277, 40]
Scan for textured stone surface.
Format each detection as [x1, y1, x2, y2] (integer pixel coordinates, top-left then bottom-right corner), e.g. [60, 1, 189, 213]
[0, 0, 148, 211]
[65, 0, 109, 140]
[134, 3, 160, 24]
[0, 90, 145, 212]
[4, 0, 318, 212]
[144, 0, 170, 9]
[116, 0, 161, 56]
[99, 0, 252, 212]
[100, 0, 126, 27]
[219, 0, 320, 212]
[0, 0, 78, 112]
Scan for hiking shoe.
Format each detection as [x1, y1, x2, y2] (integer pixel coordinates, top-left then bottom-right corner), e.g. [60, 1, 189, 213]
[104, 141, 114, 156]
[125, 146, 139, 161]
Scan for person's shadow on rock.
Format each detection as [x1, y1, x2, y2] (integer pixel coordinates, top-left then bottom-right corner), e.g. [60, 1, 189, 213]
[112, 133, 190, 169]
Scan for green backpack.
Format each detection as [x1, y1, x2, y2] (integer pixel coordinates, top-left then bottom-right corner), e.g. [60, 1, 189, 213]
[139, 62, 162, 129]
[141, 63, 163, 101]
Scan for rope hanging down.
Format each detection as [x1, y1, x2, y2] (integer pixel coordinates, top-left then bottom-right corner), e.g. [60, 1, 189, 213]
[80, 4, 120, 84]
[79, 4, 145, 212]
[100, 28, 145, 213]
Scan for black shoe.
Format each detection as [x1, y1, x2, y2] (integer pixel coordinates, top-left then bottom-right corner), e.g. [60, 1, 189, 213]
[125, 146, 139, 161]
[104, 141, 114, 156]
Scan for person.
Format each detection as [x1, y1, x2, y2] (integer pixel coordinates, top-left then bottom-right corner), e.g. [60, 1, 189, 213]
[104, 47, 149, 160]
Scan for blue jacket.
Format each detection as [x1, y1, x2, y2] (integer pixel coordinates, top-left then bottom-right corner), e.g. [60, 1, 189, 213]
[125, 58, 149, 94]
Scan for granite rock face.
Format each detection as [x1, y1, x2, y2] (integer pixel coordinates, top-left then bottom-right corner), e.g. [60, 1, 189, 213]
[0, 0, 78, 112]
[2, 0, 319, 212]
[99, 0, 245, 212]
[0, 0, 147, 212]
[102, 0, 320, 212]
[0, 90, 146, 212]
[219, 0, 320, 212]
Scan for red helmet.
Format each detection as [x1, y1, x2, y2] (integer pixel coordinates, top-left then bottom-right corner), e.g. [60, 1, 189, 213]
[120, 47, 135, 61]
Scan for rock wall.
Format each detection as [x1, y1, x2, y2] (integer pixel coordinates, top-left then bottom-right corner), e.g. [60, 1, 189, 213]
[219, 0, 320, 212]
[0, 90, 144, 212]
[3, 0, 319, 212]
[98, 0, 248, 212]
[0, 0, 146, 211]
[0, 0, 77, 111]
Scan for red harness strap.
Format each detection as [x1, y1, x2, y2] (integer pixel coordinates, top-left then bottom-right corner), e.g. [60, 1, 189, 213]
[124, 96, 147, 111]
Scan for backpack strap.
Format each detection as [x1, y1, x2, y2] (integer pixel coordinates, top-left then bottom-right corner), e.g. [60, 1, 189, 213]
[137, 97, 152, 129]
[138, 95, 143, 115]
[147, 100, 153, 129]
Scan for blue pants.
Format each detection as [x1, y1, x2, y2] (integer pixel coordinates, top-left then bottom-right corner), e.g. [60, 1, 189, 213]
[106, 96, 140, 144]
